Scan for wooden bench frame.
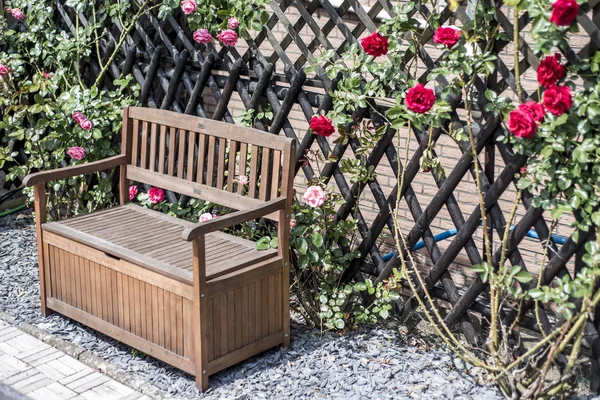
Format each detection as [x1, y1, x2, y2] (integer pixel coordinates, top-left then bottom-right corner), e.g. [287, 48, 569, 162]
[24, 107, 296, 391]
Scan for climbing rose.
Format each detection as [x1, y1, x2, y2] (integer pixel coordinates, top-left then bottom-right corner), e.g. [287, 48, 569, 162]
[537, 53, 566, 87]
[518, 101, 545, 123]
[303, 186, 326, 208]
[42, 71, 53, 79]
[67, 146, 85, 160]
[309, 115, 335, 137]
[217, 30, 238, 47]
[238, 175, 249, 185]
[360, 32, 388, 57]
[6, 8, 24, 20]
[290, 219, 296, 230]
[433, 26, 461, 48]
[129, 185, 138, 201]
[543, 85, 572, 115]
[72, 111, 85, 124]
[507, 108, 537, 139]
[180, 0, 197, 14]
[193, 29, 212, 44]
[405, 84, 435, 114]
[199, 212, 214, 222]
[79, 118, 93, 131]
[228, 17, 239, 29]
[0, 64, 8, 77]
[520, 167, 528, 174]
[550, 0, 579, 26]
[148, 187, 164, 203]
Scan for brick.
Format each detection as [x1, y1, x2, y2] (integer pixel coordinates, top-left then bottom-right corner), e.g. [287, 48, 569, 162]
[59, 368, 95, 386]
[31, 382, 77, 400]
[66, 371, 110, 394]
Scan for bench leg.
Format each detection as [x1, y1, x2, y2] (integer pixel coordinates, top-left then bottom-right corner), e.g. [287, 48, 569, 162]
[34, 184, 52, 317]
[192, 237, 210, 391]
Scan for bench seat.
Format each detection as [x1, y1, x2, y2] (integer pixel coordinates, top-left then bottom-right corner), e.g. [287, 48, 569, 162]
[42, 204, 277, 285]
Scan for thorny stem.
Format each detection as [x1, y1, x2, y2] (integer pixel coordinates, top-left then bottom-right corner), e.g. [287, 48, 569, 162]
[92, 2, 104, 70]
[462, 82, 496, 354]
[514, 9, 523, 102]
[94, 0, 160, 87]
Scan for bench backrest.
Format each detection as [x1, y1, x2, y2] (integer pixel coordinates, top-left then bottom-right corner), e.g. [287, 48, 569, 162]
[121, 107, 296, 212]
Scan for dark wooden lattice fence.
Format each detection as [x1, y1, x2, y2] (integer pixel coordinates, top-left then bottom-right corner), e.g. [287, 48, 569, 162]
[3, 0, 600, 391]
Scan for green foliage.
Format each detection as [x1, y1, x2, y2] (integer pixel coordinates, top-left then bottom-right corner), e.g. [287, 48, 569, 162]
[289, 189, 399, 331]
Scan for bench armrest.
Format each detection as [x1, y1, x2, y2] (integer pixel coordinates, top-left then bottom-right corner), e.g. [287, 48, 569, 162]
[182, 197, 287, 241]
[23, 155, 127, 187]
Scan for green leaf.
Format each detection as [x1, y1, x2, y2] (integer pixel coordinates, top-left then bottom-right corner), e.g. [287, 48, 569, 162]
[256, 237, 271, 250]
[296, 237, 308, 254]
[354, 282, 367, 291]
[312, 232, 324, 247]
[515, 271, 532, 283]
[334, 319, 345, 329]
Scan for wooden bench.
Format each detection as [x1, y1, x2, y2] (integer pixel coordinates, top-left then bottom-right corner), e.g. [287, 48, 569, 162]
[23, 106, 296, 391]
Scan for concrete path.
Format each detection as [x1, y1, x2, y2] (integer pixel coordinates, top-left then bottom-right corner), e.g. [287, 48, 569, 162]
[0, 320, 150, 400]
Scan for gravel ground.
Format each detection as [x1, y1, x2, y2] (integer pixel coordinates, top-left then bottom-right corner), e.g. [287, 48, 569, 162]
[0, 211, 506, 399]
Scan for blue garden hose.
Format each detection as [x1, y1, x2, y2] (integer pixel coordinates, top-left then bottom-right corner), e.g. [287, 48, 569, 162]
[381, 224, 568, 262]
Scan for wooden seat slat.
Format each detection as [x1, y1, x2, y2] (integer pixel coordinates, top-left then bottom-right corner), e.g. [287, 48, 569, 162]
[43, 205, 276, 285]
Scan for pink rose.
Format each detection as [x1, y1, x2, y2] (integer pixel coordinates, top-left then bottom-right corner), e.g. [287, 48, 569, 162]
[67, 146, 85, 161]
[72, 111, 85, 124]
[42, 71, 53, 79]
[290, 219, 296, 230]
[303, 186, 326, 208]
[193, 29, 212, 44]
[79, 118, 93, 131]
[520, 167, 527, 174]
[6, 8, 24, 20]
[181, 0, 197, 14]
[0, 64, 8, 77]
[217, 30, 238, 47]
[148, 187, 164, 203]
[129, 185, 138, 201]
[228, 17, 239, 29]
[238, 175, 249, 185]
[199, 212, 214, 222]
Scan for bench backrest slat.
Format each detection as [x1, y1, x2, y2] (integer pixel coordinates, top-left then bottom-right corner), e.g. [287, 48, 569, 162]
[122, 107, 295, 210]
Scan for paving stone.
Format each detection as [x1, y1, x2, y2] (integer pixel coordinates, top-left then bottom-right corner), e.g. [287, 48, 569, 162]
[30, 382, 78, 400]
[66, 371, 110, 393]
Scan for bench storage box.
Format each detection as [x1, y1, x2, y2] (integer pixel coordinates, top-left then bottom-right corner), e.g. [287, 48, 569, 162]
[24, 107, 296, 390]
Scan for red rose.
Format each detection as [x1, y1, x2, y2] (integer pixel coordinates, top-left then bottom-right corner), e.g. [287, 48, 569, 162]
[360, 32, 388, 57]
[550, 0, 579, 26]
[518, 101, 545, 123]
[537, 53, 566, 87]
[433, 27, 461, 48]
[542, 85, 572, 115]
[310, 115, 335, 137]
[405, 84, 435, 114]
[508, 109, 537, 139]
[520, 167, 527, 174]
